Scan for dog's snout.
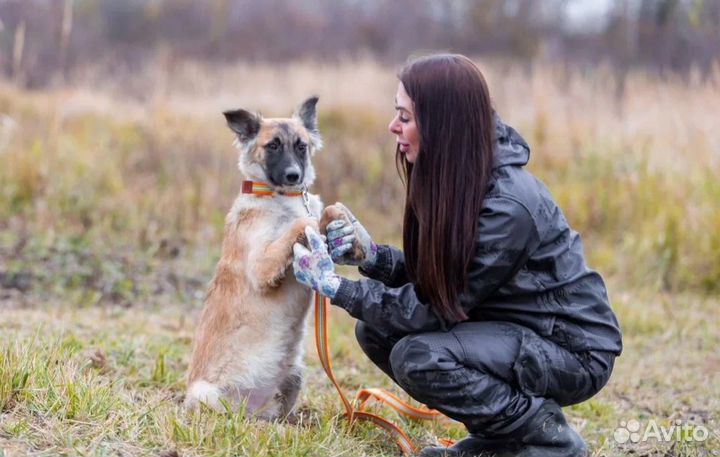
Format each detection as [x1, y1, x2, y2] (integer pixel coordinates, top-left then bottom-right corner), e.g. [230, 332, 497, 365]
[285, 167, 301, 184]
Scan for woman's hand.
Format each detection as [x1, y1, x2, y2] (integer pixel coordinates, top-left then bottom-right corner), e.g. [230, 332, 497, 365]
[324, 203, 378, 268]
[293, 226, 342, 298]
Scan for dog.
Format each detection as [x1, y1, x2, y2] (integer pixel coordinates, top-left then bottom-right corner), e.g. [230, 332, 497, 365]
[185, 97, 324, 420]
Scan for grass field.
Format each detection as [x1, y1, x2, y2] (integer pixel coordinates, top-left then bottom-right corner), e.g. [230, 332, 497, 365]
[1, 58, 719, 456]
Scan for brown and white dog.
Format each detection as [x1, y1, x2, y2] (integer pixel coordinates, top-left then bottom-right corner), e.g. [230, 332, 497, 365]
[185, 97, 324, 420]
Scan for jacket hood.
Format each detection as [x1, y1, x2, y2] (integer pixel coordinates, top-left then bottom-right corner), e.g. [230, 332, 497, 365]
[493, 113, 530, 169]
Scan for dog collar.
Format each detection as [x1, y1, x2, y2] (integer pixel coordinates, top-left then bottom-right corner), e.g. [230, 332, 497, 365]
[241, 180, 303, 197]
[241, 180, 312, 215]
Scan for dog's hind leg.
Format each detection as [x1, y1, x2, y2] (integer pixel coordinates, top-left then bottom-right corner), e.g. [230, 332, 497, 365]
[185, 380, 223, 410]
[276, 365, 304, 419]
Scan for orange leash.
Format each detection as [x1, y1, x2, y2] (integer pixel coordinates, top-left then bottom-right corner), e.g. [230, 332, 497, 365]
[314, 293, 454, 455]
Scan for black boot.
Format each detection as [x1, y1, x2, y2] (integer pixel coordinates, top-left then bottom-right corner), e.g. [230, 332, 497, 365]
[417, 399, 586, 457]
[417, 433, 509, 457]
[493, 399, 587, 457]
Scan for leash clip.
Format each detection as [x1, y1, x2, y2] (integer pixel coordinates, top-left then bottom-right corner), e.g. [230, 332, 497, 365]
[301, 186, 312, 216]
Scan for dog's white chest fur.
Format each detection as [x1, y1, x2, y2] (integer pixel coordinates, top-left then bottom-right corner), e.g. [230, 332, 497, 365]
[230, 191, 322, 234]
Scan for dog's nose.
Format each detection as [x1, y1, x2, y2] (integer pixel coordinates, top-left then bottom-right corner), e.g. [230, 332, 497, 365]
[285, 171, 300, 184]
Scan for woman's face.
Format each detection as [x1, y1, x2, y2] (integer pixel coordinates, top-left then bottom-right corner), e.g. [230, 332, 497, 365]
[388, 82, 420, 163]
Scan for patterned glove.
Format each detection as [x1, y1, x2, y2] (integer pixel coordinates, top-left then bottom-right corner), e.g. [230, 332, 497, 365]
[293, 226, 342, 298]
[326, 202, 378, 268]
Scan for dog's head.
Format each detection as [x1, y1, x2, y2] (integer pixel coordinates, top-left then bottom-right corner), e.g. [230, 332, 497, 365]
[223, 97, 322, 189]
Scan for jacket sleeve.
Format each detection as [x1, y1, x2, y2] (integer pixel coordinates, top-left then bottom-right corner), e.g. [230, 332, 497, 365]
[331, 196, 541, 336]
[331, 277, 445, 335]
[357, 244, 410, 287]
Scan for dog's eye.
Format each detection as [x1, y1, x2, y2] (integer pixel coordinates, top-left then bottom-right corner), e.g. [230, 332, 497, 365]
[297, 143, 307, 154]
[266, 142, 279, 151]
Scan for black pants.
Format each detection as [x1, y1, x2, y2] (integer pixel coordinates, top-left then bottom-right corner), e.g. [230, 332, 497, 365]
[355, 320, 615, 436]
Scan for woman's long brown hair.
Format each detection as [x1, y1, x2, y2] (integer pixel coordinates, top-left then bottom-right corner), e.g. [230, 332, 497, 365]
[397, 54, 495, 323]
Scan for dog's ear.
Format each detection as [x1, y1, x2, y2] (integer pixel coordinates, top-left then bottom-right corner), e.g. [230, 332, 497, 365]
[294, 96, 319, 132]
[223, 109, 261, 142]
[294, 96, 322, 151]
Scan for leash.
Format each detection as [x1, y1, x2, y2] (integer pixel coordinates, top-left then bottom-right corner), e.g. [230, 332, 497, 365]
[314, 292, 454, 455]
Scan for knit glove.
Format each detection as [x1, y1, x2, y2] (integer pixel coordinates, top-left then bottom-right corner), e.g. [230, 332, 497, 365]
[325, 203, 378, 268]
[293, 226, 342, 298]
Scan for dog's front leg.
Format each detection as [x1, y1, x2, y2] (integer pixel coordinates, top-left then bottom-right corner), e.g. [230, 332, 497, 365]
[249, 217, 319, 292]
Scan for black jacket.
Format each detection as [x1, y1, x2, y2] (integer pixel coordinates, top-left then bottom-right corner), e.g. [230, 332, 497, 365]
[332, 115, 622, 356]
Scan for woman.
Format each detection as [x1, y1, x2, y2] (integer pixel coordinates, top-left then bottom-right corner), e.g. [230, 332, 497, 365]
[292, 54, 622, 457]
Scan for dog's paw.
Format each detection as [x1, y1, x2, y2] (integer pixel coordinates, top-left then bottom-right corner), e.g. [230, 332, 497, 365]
[319, 204, 351, 235]
[292, 217, 319, 246]
[321, 204, 366, 263]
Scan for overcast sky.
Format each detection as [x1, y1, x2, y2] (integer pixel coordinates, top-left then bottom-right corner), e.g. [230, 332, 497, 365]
[564, 0, 615, 33]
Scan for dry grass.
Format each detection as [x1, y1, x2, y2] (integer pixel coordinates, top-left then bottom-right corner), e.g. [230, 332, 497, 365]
[2, 58, 718, 288]
[0, 58, 719, 456]
[0, 287, 717, 456]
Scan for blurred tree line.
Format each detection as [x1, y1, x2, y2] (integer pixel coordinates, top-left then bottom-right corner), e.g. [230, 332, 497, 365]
[1, 0, 719, 88]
